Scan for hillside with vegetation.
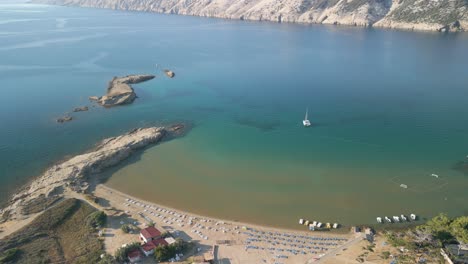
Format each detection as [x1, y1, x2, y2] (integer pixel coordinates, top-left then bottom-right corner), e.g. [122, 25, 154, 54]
[32, 0, 468, 32]
[0, 199, 105, 264]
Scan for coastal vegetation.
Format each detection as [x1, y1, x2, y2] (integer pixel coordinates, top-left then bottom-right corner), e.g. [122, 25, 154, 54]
[0, 198, 104, 263]
[154, 238, 190, 262]
[114, 242, 140, 263]
[381, 213, 468, 263]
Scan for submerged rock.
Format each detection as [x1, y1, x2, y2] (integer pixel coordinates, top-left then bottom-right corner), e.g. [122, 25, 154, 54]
[57, 116, 73, 123]
[164, 69, 175, 78]
[98, 74, 155, 107]
[73, 106, 89, 112]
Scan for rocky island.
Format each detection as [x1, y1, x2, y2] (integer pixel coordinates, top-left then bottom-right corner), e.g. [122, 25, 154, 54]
[73, 106, 89, 112]
[92, 74, 155, 107]
[56, 116, 73, 123]
[31, 0, 468, 32]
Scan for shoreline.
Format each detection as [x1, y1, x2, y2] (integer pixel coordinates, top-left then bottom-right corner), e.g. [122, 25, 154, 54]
[0, 125, 356, 263]
[91, 183, 355, 263]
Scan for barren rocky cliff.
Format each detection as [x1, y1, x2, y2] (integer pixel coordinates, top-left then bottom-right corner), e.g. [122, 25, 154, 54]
[32, 0, 468, 32]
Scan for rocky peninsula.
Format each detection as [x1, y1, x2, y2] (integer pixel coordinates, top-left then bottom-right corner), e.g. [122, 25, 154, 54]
[0, 126, 177, 223]
[31, 0, 467, 32]
[93, 74, 155, 107]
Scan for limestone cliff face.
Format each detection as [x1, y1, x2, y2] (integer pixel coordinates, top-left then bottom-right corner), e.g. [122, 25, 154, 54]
[32, 0, 467, 32]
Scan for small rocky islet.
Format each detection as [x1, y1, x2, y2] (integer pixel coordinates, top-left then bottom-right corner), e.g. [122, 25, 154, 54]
[92, 74, 155, 107]
[56, 74, 157, 123]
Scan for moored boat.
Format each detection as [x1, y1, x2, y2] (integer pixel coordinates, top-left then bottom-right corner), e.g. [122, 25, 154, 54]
[401, 214, 407, 221]
[377, 217, 383, 223]
[410, 214, 417, 220]
[303, 108, 311, 127]
[393, 216, 400, 222]
[299, 219, 304, 225]
[385, 216, 392, 223]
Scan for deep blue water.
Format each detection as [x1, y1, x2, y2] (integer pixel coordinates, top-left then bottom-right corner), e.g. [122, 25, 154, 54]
[1, 2, 467, 227]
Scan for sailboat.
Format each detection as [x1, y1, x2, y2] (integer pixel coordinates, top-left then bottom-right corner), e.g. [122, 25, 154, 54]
[303, 108, 311, 127]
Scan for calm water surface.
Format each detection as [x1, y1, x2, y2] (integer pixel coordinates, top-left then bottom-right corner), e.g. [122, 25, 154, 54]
[1, 2, 467, 229]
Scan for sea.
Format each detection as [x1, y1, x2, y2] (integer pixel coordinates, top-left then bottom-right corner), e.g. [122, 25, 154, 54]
[1, 1, 467, 229]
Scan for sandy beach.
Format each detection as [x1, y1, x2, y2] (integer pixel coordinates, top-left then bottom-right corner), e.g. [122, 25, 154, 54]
[0, 124, 356, 264]
[93, 184, 356, 263]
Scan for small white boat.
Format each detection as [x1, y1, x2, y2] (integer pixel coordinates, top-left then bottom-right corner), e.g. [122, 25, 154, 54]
[317, 222, 323, 228]
[376, 217, 383, 223]
[400, 184, 408, 189]
[312, 221, 317, 227]
[385, 216, 392, 223]
[303, 108, 311, 127]
[299, 219, 304, 225]
[431, 173, 439, 178]
[393, 216, 400, 222]
[410, 214, 417, 220]
[332, 223, 339, 229]
[401, 215, 407, 221]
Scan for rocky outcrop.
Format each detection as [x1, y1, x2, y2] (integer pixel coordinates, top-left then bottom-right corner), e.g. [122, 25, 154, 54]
[2, 127, 167, 220]
[94, 74, 155, 107]
[31, 0, 468, 32]
[56, 116, 73, 123]
[73, 106, 89, 112]
[164, 69, 175, 78]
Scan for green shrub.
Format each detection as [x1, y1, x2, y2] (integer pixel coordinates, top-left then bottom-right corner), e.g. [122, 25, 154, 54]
[87, 211, 106, 228]
[0, 248, 20, 263]
[154, 239, 189, 262]
[114, 242, 140, 263]
[381, 251, 390, 259]
[97, 253, 115, 264]
[120, 224, 131, 233]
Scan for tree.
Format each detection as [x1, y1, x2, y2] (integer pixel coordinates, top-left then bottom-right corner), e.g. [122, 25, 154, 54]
[450, 216, 468, 244]
[87, 211, 107, 228]
[154, 245, 174, 262]
[120, 224, 131, 233]
[154, 239, 189, 261]
[114, 242, 140, 263]
[423, 213, 454, 243]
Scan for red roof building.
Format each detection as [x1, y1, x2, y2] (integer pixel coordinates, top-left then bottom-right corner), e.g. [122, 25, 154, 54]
[127, 248, 143, 263]
[140, 226, 162, 243]
[141, 238, 169, 256]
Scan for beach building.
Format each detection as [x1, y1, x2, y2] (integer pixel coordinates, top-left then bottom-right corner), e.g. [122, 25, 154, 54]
[351, 226, 361, 233]
[140, 226, 162, 243]
[165, 237, 176, 245]
[127, 248, 143, 263]
[141, 238, 168, 256]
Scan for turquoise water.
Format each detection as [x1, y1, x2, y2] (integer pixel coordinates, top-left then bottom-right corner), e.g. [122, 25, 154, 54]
[1, 2, 467, 228]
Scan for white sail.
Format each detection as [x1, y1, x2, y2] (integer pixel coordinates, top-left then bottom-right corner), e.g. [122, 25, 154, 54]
[303, 107, 311, 127]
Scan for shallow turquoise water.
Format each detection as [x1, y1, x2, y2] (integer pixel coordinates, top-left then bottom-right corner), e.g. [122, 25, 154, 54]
[1, 2, 467, 228]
